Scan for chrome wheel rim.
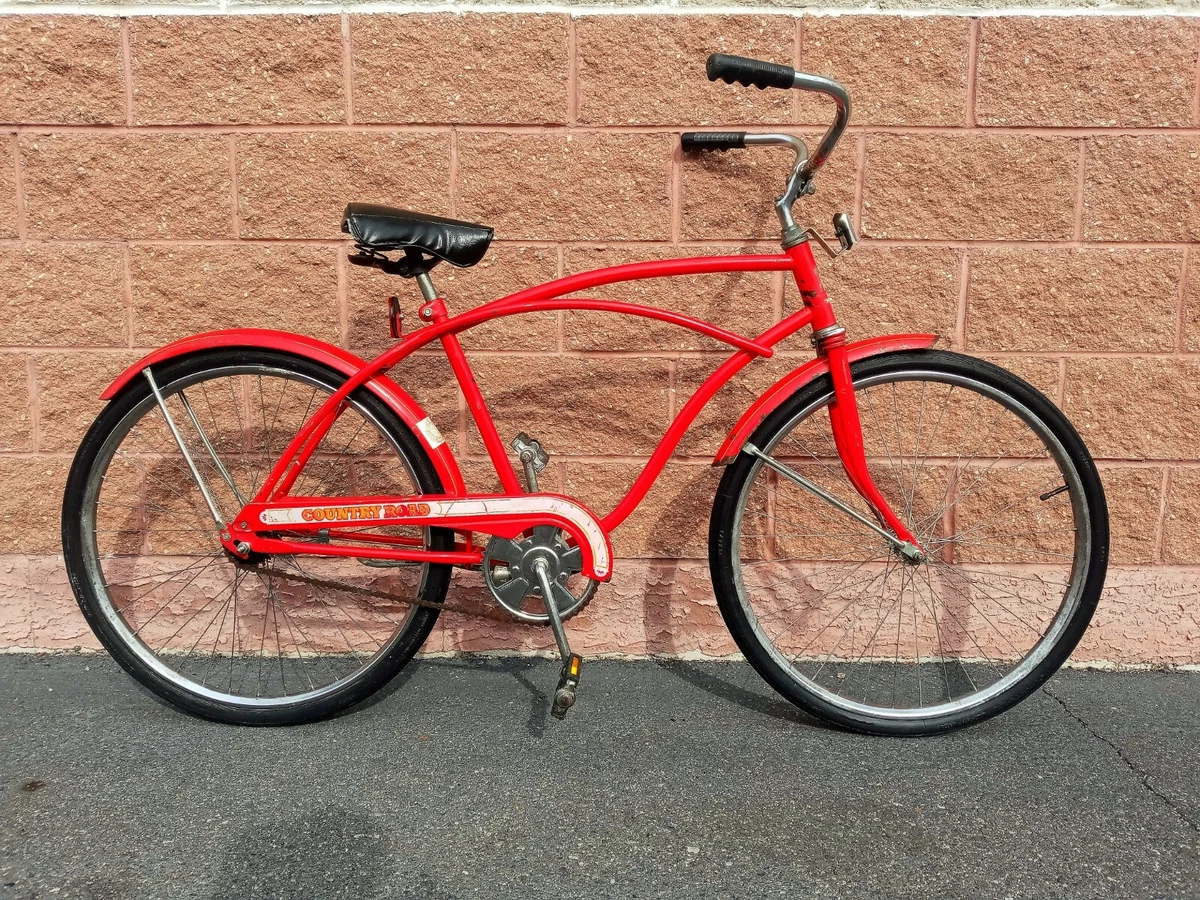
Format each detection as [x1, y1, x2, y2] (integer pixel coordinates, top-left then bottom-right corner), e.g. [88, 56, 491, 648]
[80, 363, 433, 708]
[730, 369, 1091, 721]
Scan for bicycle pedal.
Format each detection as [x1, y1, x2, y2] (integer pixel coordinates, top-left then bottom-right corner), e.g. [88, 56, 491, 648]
[550, 653, 582, 720]
[511, 432, 549, 473]
[513, 432, 551, 493]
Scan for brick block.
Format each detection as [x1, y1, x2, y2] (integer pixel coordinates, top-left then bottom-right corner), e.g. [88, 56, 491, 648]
[1063, 358, 1200, 460]
[0, 140, 15, 238]
[0, 457, 70, 553]
[353, 14, 568, 125]
[968, 249, 1182, 352]
[347, 243, 558, 357]
[800, 16, 969, 126]
[0, 243, 127, 345]
[562, 245, 776, 352]
[384, 353, 461, 454]
[237, 132, 451, 239]
[457, 132, 672, 241]
[1084, 136, 1200, 242]
[865, 134, 1078, 241]
[466, 355, 671, 456]
[1164, 468, 1200, 563]
[0, 354, 31, 451]
[26, 555, 100, 650]
[1077, 567, 1200, 666]
[1098, 466, 1165, 565]
[819, 246, 960, 344]
[0, 557, 34, 647]
[0, 17, 124, 125]
[130, 244, 340, 346]
[682, 128, 856, 240]
[130, 15, 345, 125]
[457, 457, 512, 495]
[977, 18, 1197, 127]
[1184, 261, 1200, 352]
[673, 354, 802, 457]
[564, 460, 717, 558]
[576, 16, 794, 125]
[22, 134, 232, 240]
[980, 355, 1062, 401]
[34, 351, 141, 452]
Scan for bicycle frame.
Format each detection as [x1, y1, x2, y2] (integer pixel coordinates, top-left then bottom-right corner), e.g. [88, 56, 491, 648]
[108, 239, 933, 581]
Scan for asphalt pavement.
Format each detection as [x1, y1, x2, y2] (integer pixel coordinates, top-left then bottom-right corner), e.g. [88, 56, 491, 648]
[2, 654, 1198, 899]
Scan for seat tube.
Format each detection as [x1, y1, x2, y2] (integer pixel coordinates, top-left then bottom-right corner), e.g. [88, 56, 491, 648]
[424, 298, 523, 494]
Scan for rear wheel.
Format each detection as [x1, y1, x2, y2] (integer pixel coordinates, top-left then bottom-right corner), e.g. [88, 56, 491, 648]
[62, 349, 453, 726]
[709, 351, 1108, 735]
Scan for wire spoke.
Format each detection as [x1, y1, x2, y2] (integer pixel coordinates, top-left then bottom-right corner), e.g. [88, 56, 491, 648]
[730, 365, 1087, 720]
[86, 361, 433, 710]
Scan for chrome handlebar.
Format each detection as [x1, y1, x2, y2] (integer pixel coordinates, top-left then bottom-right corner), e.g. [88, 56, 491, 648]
[790, 71, 852, 182]
[682, 54, 853, 239]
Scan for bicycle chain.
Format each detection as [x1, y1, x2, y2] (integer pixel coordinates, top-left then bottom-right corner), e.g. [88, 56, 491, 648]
[249, 563, 518, 622]
[249, 564, 449, 611]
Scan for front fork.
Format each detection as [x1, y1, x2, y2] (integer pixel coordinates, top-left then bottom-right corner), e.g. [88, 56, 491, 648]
[785, 240, 923, 552]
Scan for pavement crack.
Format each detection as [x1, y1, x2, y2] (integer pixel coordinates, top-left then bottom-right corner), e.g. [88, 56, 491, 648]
[1043, 684, 1200, 836]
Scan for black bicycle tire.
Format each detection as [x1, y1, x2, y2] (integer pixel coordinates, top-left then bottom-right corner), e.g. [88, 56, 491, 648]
[708, 350, 1109, 736]
[62, 348, 454, 726]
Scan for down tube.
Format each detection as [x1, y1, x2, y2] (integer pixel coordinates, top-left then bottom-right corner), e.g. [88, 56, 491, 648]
[600, 306, 814, 532]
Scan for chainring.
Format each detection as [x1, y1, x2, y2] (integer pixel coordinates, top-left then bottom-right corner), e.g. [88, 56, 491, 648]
[482, 526, 598, 623]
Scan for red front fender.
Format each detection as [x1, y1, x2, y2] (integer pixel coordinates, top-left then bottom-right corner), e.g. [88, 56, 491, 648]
[713, 333, 939, 465]
[101, 329, 467, 496]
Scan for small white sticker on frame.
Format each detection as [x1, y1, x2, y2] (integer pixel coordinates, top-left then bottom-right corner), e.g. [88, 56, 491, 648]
[415, 416, 446, 449]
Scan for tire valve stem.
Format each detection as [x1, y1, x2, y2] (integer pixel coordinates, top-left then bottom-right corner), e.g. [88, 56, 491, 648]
[1040, 484, 1069, 501]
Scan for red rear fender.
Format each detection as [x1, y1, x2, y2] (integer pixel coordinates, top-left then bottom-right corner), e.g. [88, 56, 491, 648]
[101, 329, 466, 496]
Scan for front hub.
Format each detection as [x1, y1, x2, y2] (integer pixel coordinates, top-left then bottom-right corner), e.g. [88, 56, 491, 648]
[894, 541, 926, 566]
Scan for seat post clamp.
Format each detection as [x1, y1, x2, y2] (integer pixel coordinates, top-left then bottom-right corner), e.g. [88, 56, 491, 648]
[419, 296, 448, 324]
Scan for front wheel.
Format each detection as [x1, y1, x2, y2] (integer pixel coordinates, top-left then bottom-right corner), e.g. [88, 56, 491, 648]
[709, 350, 1108, 736]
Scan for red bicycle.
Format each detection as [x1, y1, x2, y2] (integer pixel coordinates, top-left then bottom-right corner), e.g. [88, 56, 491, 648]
[62, 54, 1108, 735]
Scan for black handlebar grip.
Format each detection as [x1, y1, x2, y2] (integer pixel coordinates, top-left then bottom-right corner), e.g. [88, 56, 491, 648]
[680, 131, 747, 152]
[706, 53, 796, 91]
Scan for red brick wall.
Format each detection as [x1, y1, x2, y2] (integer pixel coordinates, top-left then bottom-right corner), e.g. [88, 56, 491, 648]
[1, 12, 1198, 660]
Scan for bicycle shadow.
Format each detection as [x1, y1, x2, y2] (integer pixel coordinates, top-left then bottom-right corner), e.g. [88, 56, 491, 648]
[355, 655, 554, 738]
[638, 476, 828, 731]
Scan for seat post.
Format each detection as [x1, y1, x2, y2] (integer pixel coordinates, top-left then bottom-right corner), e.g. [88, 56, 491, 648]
[414, 272, 438, 302]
